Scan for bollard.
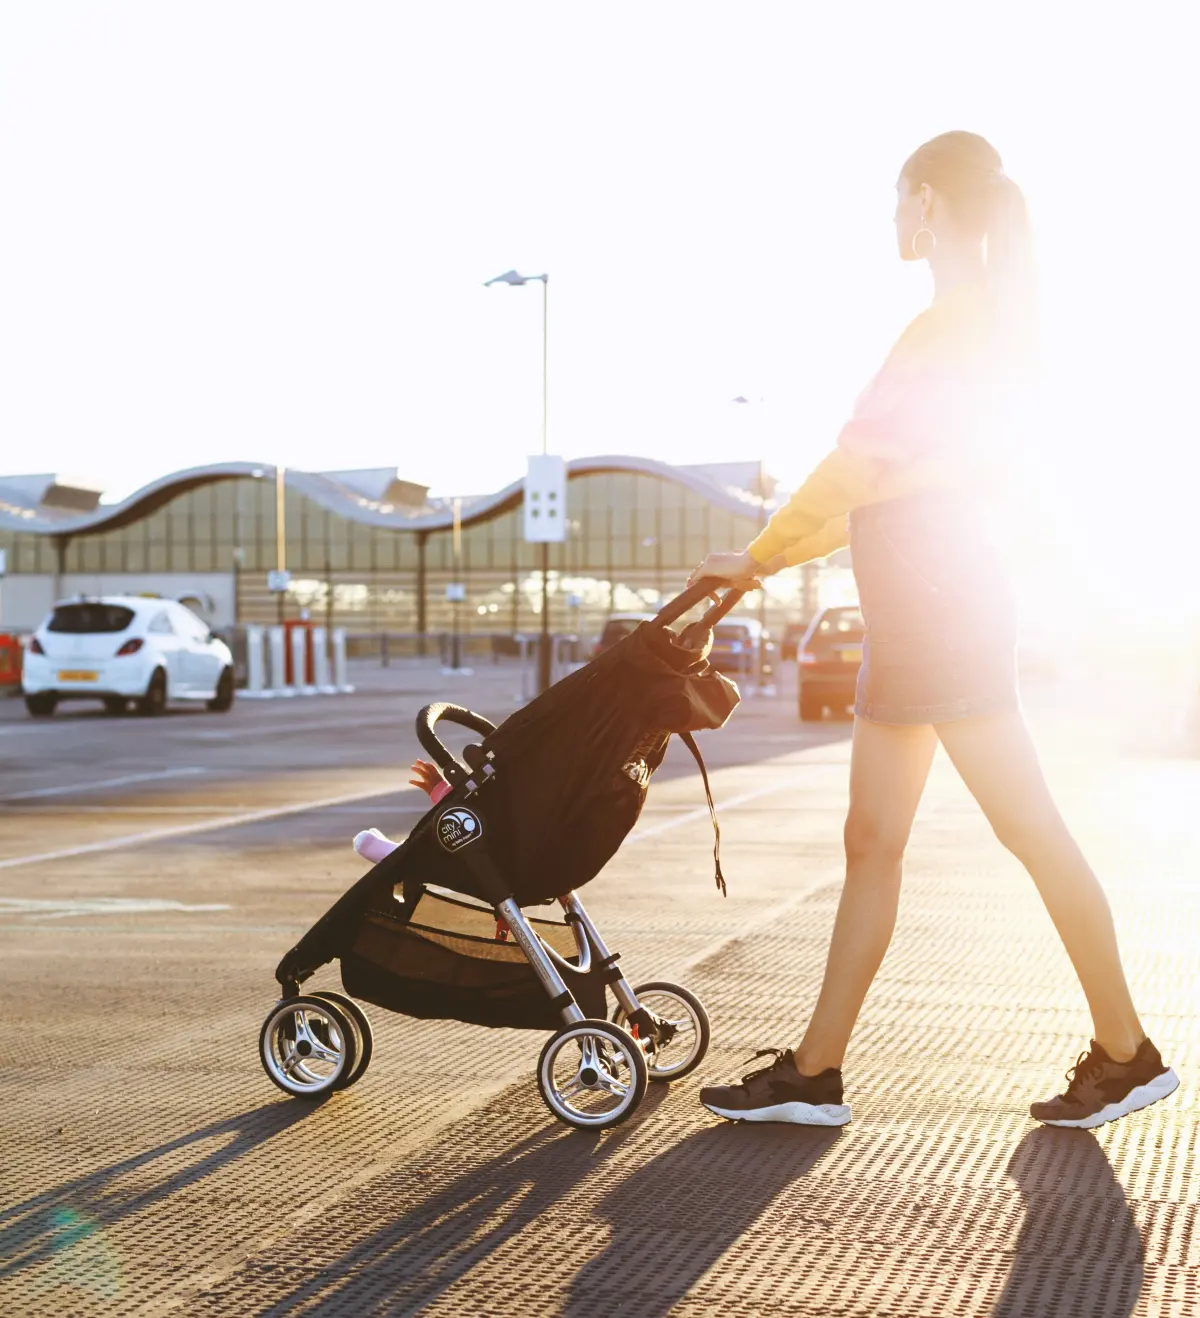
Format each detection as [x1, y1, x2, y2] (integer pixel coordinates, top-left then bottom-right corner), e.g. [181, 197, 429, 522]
[291, 627, 315, 695]
[267, 626, 294, 696]
[332, 628, 355, 693]
[241, 625, 269, 698]
[518, 634, 536, 703]
[312, 626, 335, 694]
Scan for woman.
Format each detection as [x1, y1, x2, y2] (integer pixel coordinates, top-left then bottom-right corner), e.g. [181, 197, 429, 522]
[692, 131, 1178, 1130]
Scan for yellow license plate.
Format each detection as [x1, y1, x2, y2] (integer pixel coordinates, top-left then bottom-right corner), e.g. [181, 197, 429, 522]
[58, 670, 99, 682]
[838, 648, 862, 664]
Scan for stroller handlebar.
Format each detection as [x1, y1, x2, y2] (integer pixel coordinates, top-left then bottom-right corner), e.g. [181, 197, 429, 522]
[415, 582, 739, 777]
[415, 703, 499, 781]
[654, 578, 745, 630]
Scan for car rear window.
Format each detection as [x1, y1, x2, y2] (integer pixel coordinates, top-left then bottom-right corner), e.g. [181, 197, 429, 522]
[713, 624, 750, 642]
[47, 604, 136, 634]
[601, 620, 640, 646]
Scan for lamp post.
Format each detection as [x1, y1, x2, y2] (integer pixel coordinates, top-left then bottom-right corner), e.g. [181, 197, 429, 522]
[232, 546, 244, 625]
[275, 464, 286, 625]
[485, 268, 553, 693]
[733, 397, 773, 693]
[443, 497, 471, 675]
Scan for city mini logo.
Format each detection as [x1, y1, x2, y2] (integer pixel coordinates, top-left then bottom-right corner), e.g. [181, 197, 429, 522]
[437, 807, 483, 853]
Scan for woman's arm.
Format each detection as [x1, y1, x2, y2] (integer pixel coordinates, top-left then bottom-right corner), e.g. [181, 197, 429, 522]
[746, 442, 881, 565]
[746, 372, 994, 565]
[779, 514, 851, 566]
[693, 298, 1004, 584]
[689, 411, 972, 588]
[687, 516, 850, 591]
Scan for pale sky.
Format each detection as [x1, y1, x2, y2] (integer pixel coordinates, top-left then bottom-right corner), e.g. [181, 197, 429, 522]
[1, 2, 1197, 614]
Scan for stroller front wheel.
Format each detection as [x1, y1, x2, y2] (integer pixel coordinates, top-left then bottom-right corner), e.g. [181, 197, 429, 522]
[310, 991, 374, 1089]
[259, 996, 358, 1099]
[612, 981, 711, 1081]
[537, 1019, 648, 1130]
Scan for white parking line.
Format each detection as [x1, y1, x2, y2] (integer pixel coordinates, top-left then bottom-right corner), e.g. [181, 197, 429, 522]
[0, 898, 232, 920]
[171, 715, 401, 742]
[0, 767, 206, 803]
[11, 802, 432, 816]
[0, 777, 797, 872]
[0, 784, 405, 871]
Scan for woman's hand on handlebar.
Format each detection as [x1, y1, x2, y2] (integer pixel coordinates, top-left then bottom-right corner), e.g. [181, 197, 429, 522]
[687, 548, 782, 597]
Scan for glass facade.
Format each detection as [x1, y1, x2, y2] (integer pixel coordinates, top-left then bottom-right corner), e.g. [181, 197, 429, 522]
[1, 469, 828, 637]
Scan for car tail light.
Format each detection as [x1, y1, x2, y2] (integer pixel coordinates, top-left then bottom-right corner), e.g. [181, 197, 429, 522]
[115, 638, 144, 657]
[30, 637, 45, 655]
[799, 651, 817, 665]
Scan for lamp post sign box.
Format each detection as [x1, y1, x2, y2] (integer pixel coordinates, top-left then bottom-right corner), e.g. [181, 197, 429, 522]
[524, 455, 566, 543]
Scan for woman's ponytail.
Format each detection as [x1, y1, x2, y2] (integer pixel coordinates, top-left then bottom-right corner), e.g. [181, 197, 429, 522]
[984, 171, 1039, 369]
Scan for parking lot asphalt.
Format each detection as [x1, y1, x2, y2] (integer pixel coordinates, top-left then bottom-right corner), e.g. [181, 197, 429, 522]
[1, 659, 1197, 1317]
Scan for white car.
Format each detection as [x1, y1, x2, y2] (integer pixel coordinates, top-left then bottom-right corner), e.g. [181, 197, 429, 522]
[22, 596, 235, 717]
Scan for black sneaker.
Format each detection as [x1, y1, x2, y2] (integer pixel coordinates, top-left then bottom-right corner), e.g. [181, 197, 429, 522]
[1030, 1037, 1179, 1129]
[699, 1048, 851, 1126]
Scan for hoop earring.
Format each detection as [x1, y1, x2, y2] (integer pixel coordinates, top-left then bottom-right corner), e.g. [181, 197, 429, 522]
[911, 225, 937, 259]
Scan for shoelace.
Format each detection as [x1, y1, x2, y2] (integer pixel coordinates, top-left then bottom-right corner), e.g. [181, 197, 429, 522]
[1062, 1046, 1105, 1098]
[740, 1047, 790, 1084]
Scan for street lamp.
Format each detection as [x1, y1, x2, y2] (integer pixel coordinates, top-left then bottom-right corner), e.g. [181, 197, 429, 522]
[485, 268, 554, 693]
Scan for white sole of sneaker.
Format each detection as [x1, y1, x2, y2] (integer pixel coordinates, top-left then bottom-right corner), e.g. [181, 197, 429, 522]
[1037, 1068, 1181, 1129]
[702, 1100, 851, 1127]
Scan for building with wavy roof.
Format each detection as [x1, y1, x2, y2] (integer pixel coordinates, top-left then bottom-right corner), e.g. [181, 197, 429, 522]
[0, 457, 843, 637]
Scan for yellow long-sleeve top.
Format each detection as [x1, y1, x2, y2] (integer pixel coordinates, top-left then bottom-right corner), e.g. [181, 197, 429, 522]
[750, 281, 1014, 568]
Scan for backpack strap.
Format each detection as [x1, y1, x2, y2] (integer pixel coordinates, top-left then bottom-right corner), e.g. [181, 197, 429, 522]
[677, 731, 727, 897]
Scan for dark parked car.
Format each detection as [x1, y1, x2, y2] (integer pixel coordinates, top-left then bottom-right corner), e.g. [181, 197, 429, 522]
[708, 619, 774, 678]
[591, 613, 656, 659]
[796, 605, 864, 720]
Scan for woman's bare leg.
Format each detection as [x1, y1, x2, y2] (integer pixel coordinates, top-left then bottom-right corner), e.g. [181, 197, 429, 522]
[792, 716, 938, 1075]
[935, 709, 1144, 1060]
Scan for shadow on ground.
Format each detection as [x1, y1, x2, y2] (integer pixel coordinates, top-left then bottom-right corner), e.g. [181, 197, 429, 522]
[992, 1128, 1143, 1318]
[0, 1102, 316, 1297]
[195, 1098, 839, 1317]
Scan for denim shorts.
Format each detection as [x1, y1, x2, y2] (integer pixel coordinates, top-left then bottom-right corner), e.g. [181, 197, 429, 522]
[849, 494, 1019, 726]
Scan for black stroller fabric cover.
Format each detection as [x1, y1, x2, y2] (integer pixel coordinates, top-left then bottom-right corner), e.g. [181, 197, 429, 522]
[276, 611, 740, 1001]
[443, 620, 741, 905]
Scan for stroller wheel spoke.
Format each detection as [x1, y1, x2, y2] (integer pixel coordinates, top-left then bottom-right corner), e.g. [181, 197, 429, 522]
[281, 1046, 306, 1077]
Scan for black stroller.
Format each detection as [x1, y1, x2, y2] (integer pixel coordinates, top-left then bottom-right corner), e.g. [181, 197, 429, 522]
[257, 581, 744, 1130]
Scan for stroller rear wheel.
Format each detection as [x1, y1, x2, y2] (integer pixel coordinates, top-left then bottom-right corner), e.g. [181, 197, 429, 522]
[310, 991, 374, 1089]
[537, 1019, 648, 1130]
[612, 981, 711, 1081]
[259, 996, 357, 1099]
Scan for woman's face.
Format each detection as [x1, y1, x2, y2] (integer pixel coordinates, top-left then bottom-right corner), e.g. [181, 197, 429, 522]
[893, 175, 929, 262]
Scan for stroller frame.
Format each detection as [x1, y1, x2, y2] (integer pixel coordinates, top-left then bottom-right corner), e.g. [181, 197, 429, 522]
[496, 889, 638, 1030]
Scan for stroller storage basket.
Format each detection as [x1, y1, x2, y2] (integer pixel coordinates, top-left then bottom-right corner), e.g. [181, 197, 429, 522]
[340, 889, 606, 1030]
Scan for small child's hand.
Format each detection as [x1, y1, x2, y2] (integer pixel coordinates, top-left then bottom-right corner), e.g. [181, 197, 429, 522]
[409, 759, 447, 796]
